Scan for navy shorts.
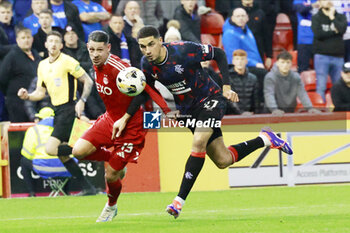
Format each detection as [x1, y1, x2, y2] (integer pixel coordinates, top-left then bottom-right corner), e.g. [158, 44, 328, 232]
[181, 94, 227, 145]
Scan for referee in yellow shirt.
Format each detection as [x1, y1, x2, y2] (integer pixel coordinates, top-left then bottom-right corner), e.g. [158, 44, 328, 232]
[18, 31, 96, 195]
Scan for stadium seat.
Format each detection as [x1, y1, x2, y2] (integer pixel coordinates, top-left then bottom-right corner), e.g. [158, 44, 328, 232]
[101, 0, 112, 13]
[296, 92, 326, 112]
[275, 13, 292, 30]
[273, 13, 294, 52]
[205, 0, 216, 9]
[308, 92, 326, 108]
[300, 70, 316, 91]
[273, 30, 294, 51]
[200, 11, 224, 48]
[300, 70, 333, 92]
[201, 11, 224, 35]
[201, 34, 216, 45]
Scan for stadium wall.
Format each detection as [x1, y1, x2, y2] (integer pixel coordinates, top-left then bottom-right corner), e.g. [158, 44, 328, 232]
[1, 112, 350, 197]
[158, 112, 350, 192]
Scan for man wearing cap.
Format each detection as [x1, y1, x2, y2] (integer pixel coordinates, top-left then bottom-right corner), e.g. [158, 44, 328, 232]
[63, 24, 92, 72]
[331, 62, 350, 111]
[20, 107, 55, 197]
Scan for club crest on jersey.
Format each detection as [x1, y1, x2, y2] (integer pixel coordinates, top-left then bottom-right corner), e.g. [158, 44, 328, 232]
[175, 65, 184, 74]
[103, 75, 108, 84]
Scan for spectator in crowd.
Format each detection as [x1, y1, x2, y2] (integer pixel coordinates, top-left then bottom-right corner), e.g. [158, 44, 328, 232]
[116, 0, 163, 32]
[164, 20, 181, 43]
[12, 0, 32, 24]
[311, 0, 347, 101]
[222, 7, 267, 105]
[0, 0, 16, 44]
[264, 51, 321, 115]
[48, 0, 85, 41]
[0, 18, 12, 57]
[293, 0, 319, 73]
[0, 27, 41, 122]
[235, 0, 272, 70]
[104, 14, 142, 68]
[72, 0, 111, 42]
[118, 1, 143, 38]
[331, 62, 350, 111]
[22, 0, 50, 36]
[0, 17, 13, 121]
[174, 0, 201, 43]
[334, 1, 350, 62]
[227, 49, 259, 115]
[61, 24, 104, 119]
[223, 8, 263, 68]
[62, 24, 92, 72]
[24, 77, 52, 122]
[20, 107, 55, 197]
[33, 9, 62, 58]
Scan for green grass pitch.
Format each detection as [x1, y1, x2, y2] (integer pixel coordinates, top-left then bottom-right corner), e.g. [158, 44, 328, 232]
[1, 185, 350, 233]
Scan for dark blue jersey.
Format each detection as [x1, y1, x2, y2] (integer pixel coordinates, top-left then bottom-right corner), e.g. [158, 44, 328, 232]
[141, 41, 222, 114]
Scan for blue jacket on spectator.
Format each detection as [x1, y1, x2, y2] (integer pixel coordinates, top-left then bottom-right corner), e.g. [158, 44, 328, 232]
[222, 18, 262, 67]
[72, 0, 107, 42]
[293, 0, 318, 45]
[0, 21, 16, 44]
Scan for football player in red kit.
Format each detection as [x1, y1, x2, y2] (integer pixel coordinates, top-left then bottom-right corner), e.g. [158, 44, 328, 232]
[72, 30, 169, 222]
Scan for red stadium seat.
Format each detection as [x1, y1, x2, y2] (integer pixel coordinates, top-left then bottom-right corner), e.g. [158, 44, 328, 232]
[308, 92, 326, 108]
[273, 13, 294, 52]
[275, 13, 292, 30]
[101, 0, 112, 13]
[201, 11, 224, 35]
[300, 70, 316, 91]
[296, 92, 326, 112]
[273, 30, 294, 51]
[300, 70, 333, 92]
[201, 34, 216, 45]
[205, 0, 216, 9]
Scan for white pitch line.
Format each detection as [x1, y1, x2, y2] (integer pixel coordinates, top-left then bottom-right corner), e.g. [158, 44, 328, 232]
[1, 204, 349, 221]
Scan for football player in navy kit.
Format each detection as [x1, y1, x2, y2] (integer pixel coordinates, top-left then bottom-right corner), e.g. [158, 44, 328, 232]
[134, 26, 293, 219]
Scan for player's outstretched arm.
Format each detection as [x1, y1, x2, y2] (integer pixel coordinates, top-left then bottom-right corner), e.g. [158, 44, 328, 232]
[18, 85, 46, 102]
[212, 47, 239, 102]
[76, 73, 93, 118]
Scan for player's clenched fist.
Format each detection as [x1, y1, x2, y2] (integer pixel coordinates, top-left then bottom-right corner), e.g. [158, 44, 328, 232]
[222, 85, 239, 102]
[18, 88, 29, 100]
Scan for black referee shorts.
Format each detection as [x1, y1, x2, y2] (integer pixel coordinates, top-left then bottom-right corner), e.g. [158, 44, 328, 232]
[184, 94, 227, 145]
[52, 102, 76, 142]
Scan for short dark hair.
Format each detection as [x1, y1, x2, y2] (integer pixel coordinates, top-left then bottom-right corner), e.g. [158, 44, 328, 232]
[47, 30, 63, 41]
[137, 26, 160, 40]
[88, 30, 109, 44]
[277, 50, 293, 61]
[15, 26, 32, 37]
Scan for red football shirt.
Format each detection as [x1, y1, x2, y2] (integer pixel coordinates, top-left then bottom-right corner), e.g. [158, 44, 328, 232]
[93, 54, 143, 122]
